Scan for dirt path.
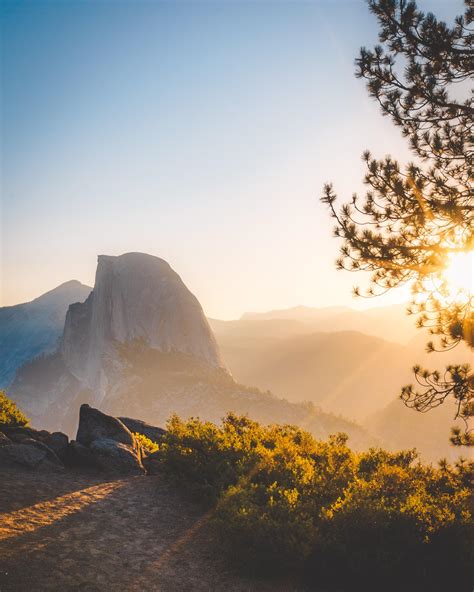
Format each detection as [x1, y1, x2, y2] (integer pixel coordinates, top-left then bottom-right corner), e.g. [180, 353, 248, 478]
[0, 469, 297, 592]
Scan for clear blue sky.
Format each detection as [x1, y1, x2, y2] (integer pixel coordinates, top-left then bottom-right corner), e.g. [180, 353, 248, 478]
[0, 0, 462, 318]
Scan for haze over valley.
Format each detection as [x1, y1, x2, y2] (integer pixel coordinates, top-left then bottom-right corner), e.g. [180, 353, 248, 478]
[2, 252, 466, 461]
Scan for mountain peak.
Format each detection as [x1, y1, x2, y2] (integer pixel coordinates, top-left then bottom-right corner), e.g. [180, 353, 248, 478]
[97, 252, 173, 270]
[0, 279, 92, 387]
[33, 279, 91, 303]
[61, 252, 226, 391]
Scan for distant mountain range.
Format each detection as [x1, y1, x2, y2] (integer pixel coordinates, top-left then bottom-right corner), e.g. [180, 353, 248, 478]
[240, 303, 418, 344]
[3, 259, 468, 461]
[209, 320, 414, 421]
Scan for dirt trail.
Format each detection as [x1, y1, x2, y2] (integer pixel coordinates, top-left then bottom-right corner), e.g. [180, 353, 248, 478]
[0, 469, 295, 592]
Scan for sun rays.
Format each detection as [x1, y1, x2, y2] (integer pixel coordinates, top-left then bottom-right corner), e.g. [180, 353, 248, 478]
[443, 250, 474, 302]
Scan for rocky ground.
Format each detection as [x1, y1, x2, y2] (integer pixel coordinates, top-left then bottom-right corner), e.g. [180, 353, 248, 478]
[0, 468, 299, 592]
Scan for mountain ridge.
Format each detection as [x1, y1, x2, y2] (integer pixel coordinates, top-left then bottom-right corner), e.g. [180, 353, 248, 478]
[0, 280, 92, 387]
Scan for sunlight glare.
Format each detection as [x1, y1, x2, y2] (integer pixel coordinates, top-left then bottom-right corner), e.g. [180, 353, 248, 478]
[443, 250, 474, 298]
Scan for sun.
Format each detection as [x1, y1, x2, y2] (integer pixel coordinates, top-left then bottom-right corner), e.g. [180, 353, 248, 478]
[443, 250, 474, 299]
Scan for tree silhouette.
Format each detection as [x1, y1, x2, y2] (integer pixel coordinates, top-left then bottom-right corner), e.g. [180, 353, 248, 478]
[322, 0, 473, 444]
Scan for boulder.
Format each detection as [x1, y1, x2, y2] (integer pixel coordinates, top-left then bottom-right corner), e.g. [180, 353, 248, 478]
[76, 404, 135, 448]
[0, 443, 45, 469]
[66, 440, 101, 469]
[0, 431, 11, 446]
[0, 442, 64, 472]
[20, 438, 63, 465]
[89, 438, 145, 475]
[3, 426, 51, 444]
[118, 417, 166, 443]
[4, 431, 31, 444]
[45, 432, 69, 462]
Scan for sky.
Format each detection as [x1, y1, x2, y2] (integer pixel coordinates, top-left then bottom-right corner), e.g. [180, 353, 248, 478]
[0, 0, 464, 319]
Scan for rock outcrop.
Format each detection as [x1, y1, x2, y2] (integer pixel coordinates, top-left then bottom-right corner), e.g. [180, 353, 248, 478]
[89, 438, 144, 475]
[0, 444, 52, 471]
[0, 424, 67, 471]
[4, 426, 52, 444]
[76, 404, 136, 448]
[70, 404, 145, 475]
[67, 440, 100, 469]
[45, 432, 70, 463]
[0, 435, 65, 472]
[0, 404, 148, 475]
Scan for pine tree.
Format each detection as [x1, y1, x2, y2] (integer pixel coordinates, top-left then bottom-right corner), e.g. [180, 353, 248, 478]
[322, 0, 473, 444]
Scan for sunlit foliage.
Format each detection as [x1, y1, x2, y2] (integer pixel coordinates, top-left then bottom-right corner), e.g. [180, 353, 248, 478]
[133, 432, 159, 454]
[321, 0, 473, 443]
[0, 391, 29, 428]
[155, 414, 473, 589]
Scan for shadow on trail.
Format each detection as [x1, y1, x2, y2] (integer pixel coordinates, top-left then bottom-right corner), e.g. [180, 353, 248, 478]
[0, 470, 295, 592]
[0, 473, 207, 592]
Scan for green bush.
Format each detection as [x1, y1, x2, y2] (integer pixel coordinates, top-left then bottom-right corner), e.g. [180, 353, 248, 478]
[155, 413, 473, 588]
[0, 391, 29, 428]
[308, 456, 473, 590]
[133, 432, 159, 454]
[213, 431, 357, 572]
[156, 413, 268, 504]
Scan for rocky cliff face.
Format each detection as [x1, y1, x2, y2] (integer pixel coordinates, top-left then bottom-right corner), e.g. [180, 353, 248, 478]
[10, 253, 227, 431]
[0, 281, 92, 387]
[60, 253, 225, 394]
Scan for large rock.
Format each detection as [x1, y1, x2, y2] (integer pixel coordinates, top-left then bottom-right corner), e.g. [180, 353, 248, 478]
[66, 440, 101, 469]
[118, 417, 166, 443]
[0, 441, 64, 472]
[76, 404, 135, 448]
[3, 426, 51, 444]
[45, 432, 69, 462]
[89, 438, 145, 475]
[20, 438, 64, 465]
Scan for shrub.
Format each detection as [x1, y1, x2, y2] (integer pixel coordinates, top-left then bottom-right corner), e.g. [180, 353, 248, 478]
[0, 391, 29, 428]
[307, 456, 473, 591]
[156, 413, 268, 504]
[214, 432, 357, 572]
[154, 413, 473, 587]
[133, 432, 159, 454]
[215, 482, 316, 572]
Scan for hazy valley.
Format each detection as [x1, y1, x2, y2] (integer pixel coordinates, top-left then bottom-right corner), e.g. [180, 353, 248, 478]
[2, 252, 467, 462]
